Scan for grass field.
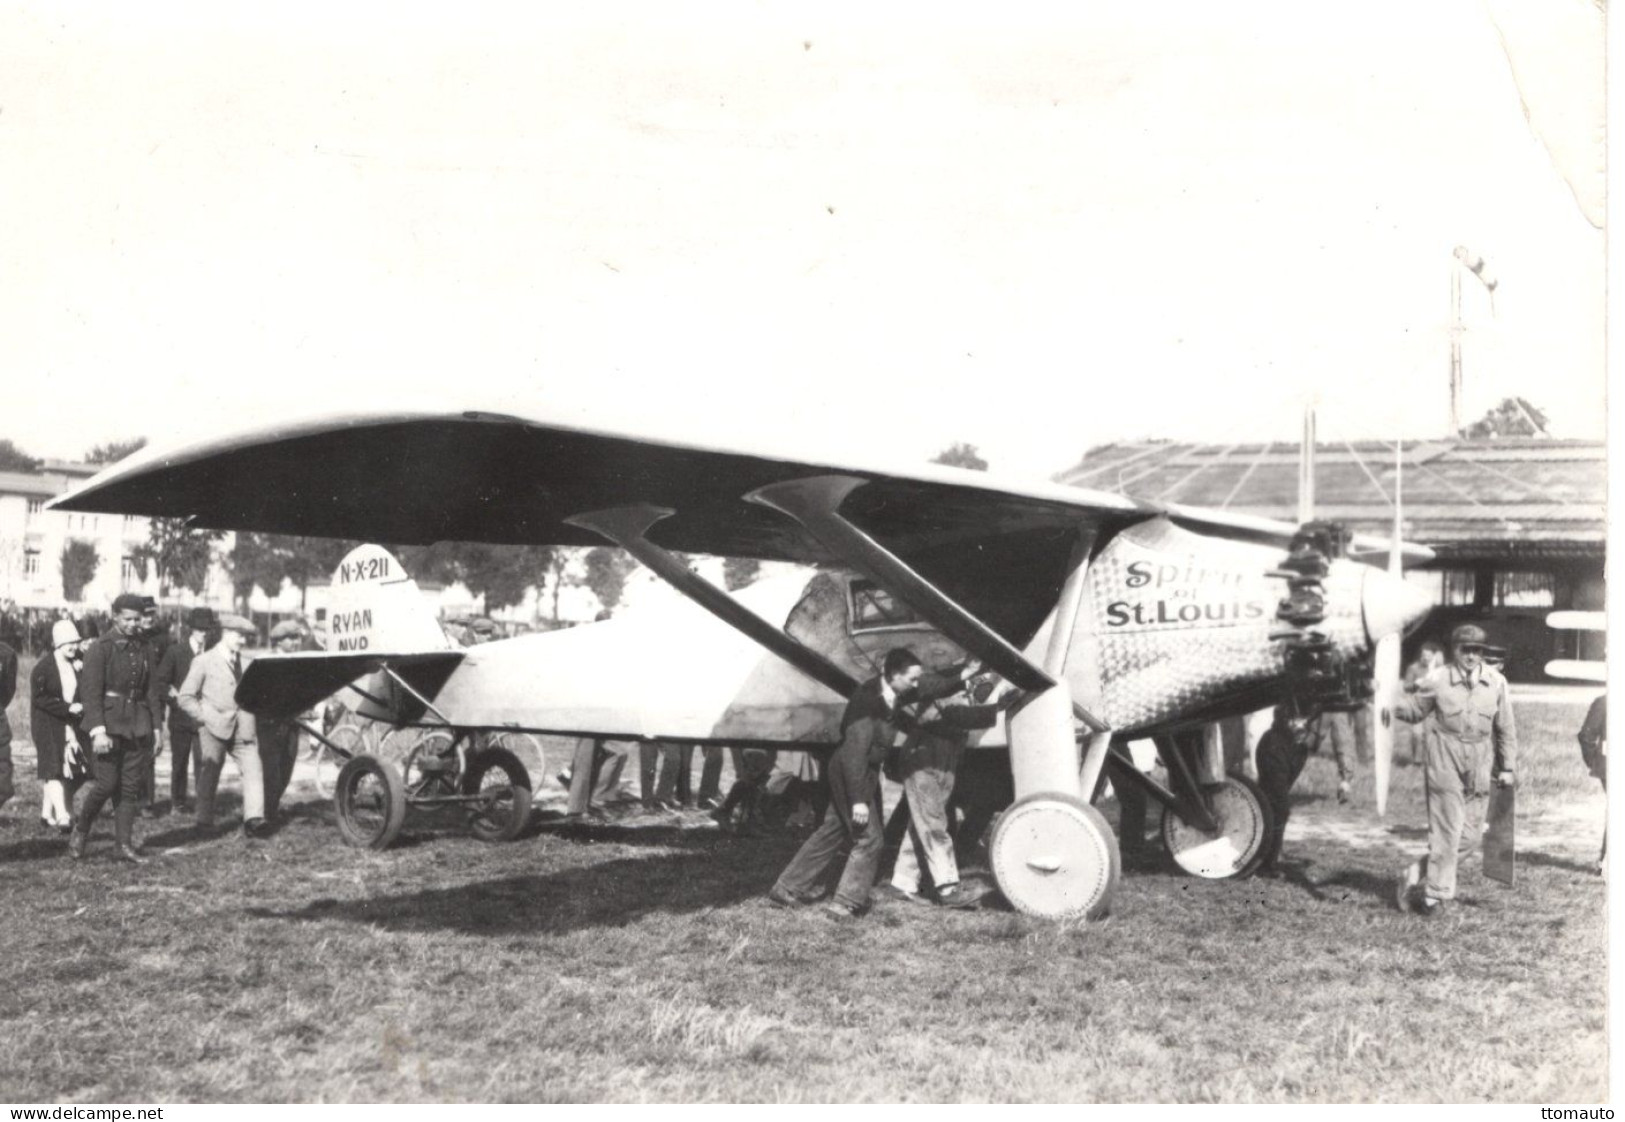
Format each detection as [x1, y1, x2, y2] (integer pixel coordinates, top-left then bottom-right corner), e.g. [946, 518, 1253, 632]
[0, 683, 1607, 1103]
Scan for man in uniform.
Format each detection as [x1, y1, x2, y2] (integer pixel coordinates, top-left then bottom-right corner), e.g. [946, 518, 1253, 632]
[1393, 623, 1517, 917]
[71, 593, 165, 862]
[135, 596, 170, 816]
[769, 648, 980, 920]
[155, 607, 216, 814]
[257, 620, 311, 822]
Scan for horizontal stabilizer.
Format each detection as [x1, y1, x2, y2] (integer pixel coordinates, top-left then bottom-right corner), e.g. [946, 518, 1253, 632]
[1544, 659, 1606, 684]
[236, 650, 465, 719]
[1547, 611, 1606, 632]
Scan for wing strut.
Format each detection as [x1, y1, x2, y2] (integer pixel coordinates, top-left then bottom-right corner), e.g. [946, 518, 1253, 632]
[746, 476, 1056, 692]
[563, 504, 858, 699]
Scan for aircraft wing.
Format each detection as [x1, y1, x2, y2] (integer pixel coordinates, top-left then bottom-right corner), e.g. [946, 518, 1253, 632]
[237, 649, 466, 719]
[52, 409, 1430, 645]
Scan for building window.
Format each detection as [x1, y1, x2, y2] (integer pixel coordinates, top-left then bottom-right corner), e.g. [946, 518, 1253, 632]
[121, 556, 137, 584]
[1495, 571, 1556, 608]
[26, 498, 42, 517]
[23, 550, 39, 577]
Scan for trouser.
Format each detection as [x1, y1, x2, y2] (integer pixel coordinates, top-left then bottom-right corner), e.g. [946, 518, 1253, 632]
[137, 733, 157, 809]
[169, 726, 202, 805]
[258, 720, 299, 817]
[1318, 711, 1358, 783]
[567, 739, 629, 814]
[639, 743, 659, 804]
[697, 745, 724, 802]
[592, 742, 630, 804]
[891, 765, 959, 895]
[73, 736, 147, 847]
[1423, 733, 1492, 900]
[774, 797, 884, 911]
[0, 713, 12, 811]
[196, 727, 264, 827]
[1255, 728, 1312, 868]
[654, 743, 693, 805]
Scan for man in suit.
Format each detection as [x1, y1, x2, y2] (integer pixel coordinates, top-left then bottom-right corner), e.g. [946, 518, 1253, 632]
[769, 648, 980, 920]
[257, 620, 311, 821]
[70, 593, 164, 862]
[155, 607, 216, 814]
[179, 613, 266, 837]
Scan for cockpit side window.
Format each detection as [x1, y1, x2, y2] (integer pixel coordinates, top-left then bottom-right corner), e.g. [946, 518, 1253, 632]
[849, 578, 924, 632]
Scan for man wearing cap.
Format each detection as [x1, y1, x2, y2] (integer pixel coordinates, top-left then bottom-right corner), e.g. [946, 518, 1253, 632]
[257, 620, 310, 821]
[134, 596, 169, 817]
[71, 593, 165, 862]
[155, 607, 217, 814]
[179, 613, 266, 837]
[1393, 623, 1518, 917]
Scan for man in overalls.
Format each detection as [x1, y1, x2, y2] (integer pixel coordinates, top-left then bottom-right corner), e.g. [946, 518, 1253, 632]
[1393, 623, 1518, 917]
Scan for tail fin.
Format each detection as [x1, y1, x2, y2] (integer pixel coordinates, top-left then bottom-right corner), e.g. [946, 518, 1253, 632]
[325, 544, 452, 653]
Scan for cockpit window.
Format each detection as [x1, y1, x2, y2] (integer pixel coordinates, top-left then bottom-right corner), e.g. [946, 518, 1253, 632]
[849, 579, 924, 632]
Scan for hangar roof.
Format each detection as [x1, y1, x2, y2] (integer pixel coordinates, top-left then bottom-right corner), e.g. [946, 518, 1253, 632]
[1055, 438, 1606, 564]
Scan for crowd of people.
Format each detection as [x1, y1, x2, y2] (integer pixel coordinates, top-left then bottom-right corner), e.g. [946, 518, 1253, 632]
[0, 606, 1601, 923]
[0, 594, 314, 862]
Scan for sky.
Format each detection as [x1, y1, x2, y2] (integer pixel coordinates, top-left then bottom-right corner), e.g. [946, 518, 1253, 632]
[0, 0, 1607, 483]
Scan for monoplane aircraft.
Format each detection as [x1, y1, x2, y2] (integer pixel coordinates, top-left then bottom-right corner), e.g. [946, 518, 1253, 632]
[51, 410, 1434, 918]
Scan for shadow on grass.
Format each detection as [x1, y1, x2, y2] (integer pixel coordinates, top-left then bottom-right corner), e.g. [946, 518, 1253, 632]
[243, 832, 805, 935]
[1522, 849, 1604, 877]
[1283, 864, 1397, 905]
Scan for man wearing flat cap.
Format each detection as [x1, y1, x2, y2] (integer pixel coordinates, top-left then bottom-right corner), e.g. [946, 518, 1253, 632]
[257, 620, 310, 822]
[1393, 623, 1518, 917]
[71, 593, 165, 862]
[179, 613, 266, 837]
[155, 607, 218, 814]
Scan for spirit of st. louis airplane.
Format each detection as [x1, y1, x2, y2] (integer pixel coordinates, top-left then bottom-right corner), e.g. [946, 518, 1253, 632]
[50, 409, 1435, 919]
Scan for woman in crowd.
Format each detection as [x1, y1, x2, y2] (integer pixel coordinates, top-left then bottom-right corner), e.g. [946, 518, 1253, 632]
[30, 620, 88, 832]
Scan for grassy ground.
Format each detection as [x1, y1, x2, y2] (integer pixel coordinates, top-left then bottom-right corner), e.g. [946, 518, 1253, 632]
[0, 686, 1606, 1103]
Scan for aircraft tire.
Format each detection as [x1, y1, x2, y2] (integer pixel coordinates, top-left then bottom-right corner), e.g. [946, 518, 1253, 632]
[314, 721, 370, 800]
[487, 731, 547, 791]
[333, 754, 408, 850]
[989, 792, 1119, 920]
[1160, 774, 1271, 879]
[463, 747, 534, 843]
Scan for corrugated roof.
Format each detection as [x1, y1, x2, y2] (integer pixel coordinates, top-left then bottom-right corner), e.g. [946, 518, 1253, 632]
[1055, 438, 1606, 554]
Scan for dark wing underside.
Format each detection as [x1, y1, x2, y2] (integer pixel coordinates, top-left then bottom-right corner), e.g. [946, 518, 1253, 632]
[54, 411, 1158, 645]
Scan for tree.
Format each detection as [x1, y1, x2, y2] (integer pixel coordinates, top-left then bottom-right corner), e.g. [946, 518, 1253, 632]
[60, 539, 100, 601]
[1462, 397, 1550, 439]
[130, 517, 224, 596]
[0, 439, 40, 473]
[84, 436, 149, 465]
[231, 533, 355, 608]
[723, 556, 762, 591]
[393, 541, 559, 615]
[932, 442, 989, 471]
[584, 547, 639, 613]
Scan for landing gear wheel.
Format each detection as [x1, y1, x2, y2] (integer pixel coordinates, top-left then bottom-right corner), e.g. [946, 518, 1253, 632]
[488, 732, 546, 791]
[333, 754, 408, 850]
[989, 792, 1120, 920]
[315, 722, 370, 799]
[1160, 774, 1270, 879]
[463, 747, 533, 842]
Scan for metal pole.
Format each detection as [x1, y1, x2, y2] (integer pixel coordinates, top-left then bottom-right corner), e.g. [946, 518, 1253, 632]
[1450, 260, 1463, 435]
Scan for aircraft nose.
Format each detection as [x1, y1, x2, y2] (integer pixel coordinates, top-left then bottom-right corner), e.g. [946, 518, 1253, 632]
[1361, 567, 1434, 645]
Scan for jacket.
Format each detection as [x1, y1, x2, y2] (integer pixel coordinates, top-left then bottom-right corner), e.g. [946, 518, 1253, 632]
[79, 632, 163, 739]
[1395, 660, 1518, 775]
[155, 636, 205, 733]
[177, 645, 256, 742]
[30, 654, 86, 776]
[828, 670, 966, 821]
